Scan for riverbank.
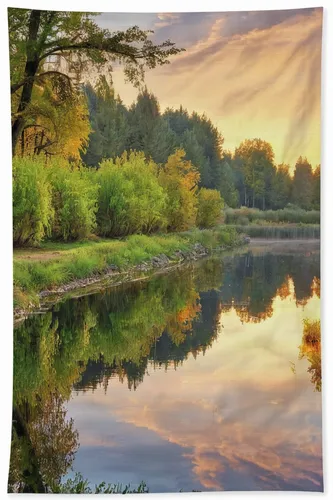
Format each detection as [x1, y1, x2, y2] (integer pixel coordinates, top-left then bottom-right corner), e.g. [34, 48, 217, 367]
[13, 226, 246, 322]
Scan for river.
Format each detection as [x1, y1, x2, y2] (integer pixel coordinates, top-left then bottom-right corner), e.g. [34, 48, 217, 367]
[9, 240, 322, 492]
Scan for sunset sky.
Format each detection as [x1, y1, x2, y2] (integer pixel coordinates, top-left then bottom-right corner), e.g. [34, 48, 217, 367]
[96, 8, 322, 170]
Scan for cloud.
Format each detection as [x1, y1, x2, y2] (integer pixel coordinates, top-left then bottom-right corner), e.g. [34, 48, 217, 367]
[68, 292, 322, 492]
[96, 8, 322, 168]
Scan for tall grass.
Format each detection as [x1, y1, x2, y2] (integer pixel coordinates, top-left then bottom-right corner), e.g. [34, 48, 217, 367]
[230, 224, 320, 239]
[225, 207, 320, 225]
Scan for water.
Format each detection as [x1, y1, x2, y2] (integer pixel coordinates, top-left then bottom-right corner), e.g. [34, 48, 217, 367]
[9, 242, 322, 493]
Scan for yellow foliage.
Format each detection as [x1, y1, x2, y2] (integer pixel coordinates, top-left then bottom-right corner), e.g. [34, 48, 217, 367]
[14, 82, 90, 160]
[159, 149, 200, 231]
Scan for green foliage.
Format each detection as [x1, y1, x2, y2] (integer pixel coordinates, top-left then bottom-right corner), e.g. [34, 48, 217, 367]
[56, 474, 149, 494]
[9, 9, 183, 154]
[13, 228, 242, 297]
[196, 188, 224, 228]
[218, 161, 239, 208]
[292, 157, 314, 210]
[81, 78, 130, 166]
[158, 149, 200, 231]
[13, 157, 54, 246]
[95, 151, 167, 237]
[271, 164, 292, 209]
[234, 138, 275, 209]
[48, 162, 99, 241]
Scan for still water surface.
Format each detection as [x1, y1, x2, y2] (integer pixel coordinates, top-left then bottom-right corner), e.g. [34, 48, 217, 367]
[10, 242, 322, 492]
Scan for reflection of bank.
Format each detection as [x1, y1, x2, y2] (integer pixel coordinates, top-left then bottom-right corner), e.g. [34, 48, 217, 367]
[9, 250, 321, 492]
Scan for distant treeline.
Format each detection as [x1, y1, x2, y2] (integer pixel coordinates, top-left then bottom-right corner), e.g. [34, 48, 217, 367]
[81, 78, 320, 211]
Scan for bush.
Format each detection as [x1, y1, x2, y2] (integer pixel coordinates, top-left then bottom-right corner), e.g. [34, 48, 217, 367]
[49, 162, 99, 241]
[96, 152, 167, 237]
[13, 157, 54, 246]
[196, 188, 224, 228]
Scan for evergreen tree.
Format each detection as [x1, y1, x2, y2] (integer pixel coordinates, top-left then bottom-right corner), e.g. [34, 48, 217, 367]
[81, 78, 129, 167]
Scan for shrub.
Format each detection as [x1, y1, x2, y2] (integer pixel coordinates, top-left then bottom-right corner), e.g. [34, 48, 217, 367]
[96, 152, 167, 237]
[196, 188, 224, 228]
[13, 157, 54, 246]
[48, 162, 99, 241]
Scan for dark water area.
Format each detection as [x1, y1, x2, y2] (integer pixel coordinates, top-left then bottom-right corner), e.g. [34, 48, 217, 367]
[9, 242, 322, 493]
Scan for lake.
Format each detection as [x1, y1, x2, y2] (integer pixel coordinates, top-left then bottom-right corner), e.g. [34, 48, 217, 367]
[9, 241, 322, 493]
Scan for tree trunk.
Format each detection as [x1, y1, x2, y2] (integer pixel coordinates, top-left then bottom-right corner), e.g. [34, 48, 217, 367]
[11, 10, 41, 156]
[263, 194, 265, 211]
[252, 190, 255, 208]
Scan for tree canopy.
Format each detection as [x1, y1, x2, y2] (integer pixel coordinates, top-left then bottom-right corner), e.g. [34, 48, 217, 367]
[9, 8, 183, 155]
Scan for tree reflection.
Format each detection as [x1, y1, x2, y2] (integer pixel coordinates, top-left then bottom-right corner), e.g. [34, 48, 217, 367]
[10, 249, 320, 490]
[9, 393, 79, 493]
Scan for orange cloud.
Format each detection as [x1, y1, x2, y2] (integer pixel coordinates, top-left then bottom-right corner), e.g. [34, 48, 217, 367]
[112, 9, 322, 170]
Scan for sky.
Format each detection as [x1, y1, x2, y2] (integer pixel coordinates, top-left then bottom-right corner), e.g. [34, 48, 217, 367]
[96, 8, 323, 170]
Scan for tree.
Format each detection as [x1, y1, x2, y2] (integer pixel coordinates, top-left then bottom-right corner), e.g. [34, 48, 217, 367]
[81, 78, 129, 166]
[196, 188, 224, 228]
[291, 157, 314, 210]
[163, 108, 224, 189]
[16, 80, 90, 159]
[95, 151, 167, 237]
[8, 8, 183, 154]
[219, 161, 239, 208]
[271, 164, 292, 209]
[158, 149, 200, 231]
[127, 88, 176, 164]
[234, 139, 275, 209]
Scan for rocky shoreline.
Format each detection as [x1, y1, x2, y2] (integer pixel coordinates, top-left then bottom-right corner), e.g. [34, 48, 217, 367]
[14, 240, 247, 325]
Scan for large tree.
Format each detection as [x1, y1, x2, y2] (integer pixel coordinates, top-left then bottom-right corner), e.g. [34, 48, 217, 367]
[8, 8, 183, 155]
[235, 138, 275, 209]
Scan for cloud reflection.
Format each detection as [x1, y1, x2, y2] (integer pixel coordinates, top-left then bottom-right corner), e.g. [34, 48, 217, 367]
[68, 290, 322, 492]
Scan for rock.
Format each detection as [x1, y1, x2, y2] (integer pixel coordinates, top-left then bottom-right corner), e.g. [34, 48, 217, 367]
[150, 253, 170, 268]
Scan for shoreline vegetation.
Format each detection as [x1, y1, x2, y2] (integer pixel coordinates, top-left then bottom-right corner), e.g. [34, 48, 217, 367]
[13, 227, 247, 322]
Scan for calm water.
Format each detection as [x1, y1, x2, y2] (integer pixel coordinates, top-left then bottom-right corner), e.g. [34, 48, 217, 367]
[9, 242, 322, 493]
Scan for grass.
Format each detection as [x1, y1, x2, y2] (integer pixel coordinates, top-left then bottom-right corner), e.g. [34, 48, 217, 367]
[225, 207, 320, 225]
[229, 224, 320, 239]
[13, 226, 241, 308]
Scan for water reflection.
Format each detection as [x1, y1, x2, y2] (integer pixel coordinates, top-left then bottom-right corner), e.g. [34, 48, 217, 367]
[9, 246, 322, 492]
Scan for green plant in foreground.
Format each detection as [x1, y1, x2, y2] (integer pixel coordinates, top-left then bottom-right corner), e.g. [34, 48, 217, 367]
[55, 474, 149, 494]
